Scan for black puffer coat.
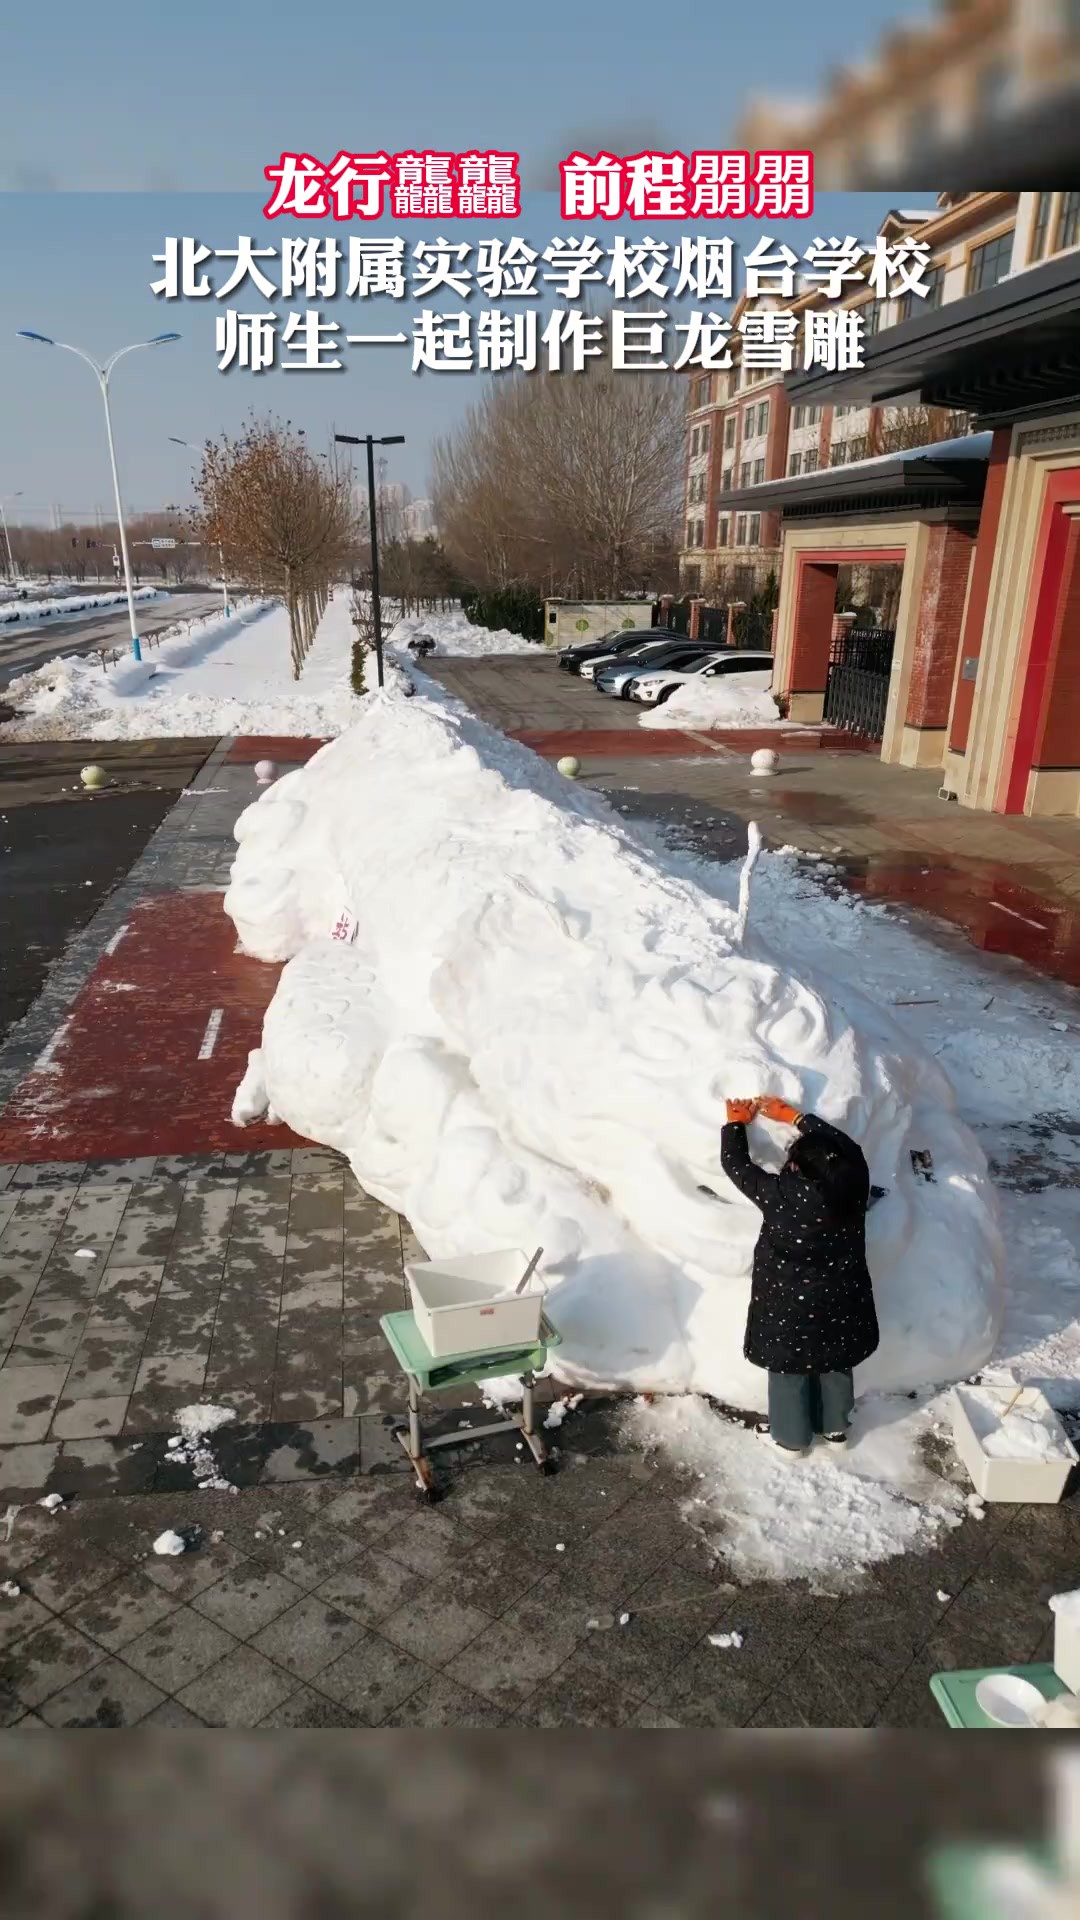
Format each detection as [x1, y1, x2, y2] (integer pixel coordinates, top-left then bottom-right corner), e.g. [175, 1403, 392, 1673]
[720, 1112, 879, 1376]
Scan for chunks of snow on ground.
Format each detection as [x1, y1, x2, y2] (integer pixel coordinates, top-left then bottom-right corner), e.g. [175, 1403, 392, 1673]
[225, 682, 1002, 1410]
[639, 671, 793, 731]
[3, 593, 363, 741]
[0, 586, 159, 629]
[387, 608, 537, 658]
[623, 1391, 964, 1591]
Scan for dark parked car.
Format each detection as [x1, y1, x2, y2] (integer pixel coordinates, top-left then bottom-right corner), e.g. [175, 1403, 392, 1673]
[557, 628, 660, 674]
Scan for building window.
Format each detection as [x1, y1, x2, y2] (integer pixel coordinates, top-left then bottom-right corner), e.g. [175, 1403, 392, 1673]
[743, 407, 755, 437]
[693, 376, 711, 410]
[792, 405, 804, 430]
[735, 515, 748, 545]
[756, 399, 770, 437]
[700, 421, 711, 453]
[721, 468, 733, 492]
[803, 449, 819, 473]
[683, 565, 701, 592]
[967, 230, 1015, 294]
[690, 427, 699, 457]
[740, 461, 752, 489]
[1030, 192, 1055, 262]
[808, 405, 822, 426]
[724, 415, 737, 449]
[847, 436, 867, 462]
[686, 521, 696, 548]
[830, 442, 848, 467]
[1058, 192, 1080, 252]
[897, 263, 945, 322]
[748, 514, 761, 546]
[861, 299, 882, 337]
[788, 452, 802, 477]
[717, 516, 730, 548]
[752, 458, 765, 485]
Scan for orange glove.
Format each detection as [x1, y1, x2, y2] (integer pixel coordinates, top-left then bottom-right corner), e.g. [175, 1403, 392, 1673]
[757, 1095, 802, 1125]
[725, 1098, 757, 1125]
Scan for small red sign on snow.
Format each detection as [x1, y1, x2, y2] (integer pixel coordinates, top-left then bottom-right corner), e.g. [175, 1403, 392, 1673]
[330, 910, 358, 943]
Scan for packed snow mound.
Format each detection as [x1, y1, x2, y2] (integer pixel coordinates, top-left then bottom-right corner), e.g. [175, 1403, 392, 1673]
[224, 684, 1003, 1409]
[640, 671, 792, 732]
[388, 608, 537, 657]
[4, 595, 363, 741]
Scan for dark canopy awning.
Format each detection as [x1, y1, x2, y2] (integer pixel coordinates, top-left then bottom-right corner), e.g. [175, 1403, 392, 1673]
[719, 431, 990, 519]
[785, 251, 1080, 426]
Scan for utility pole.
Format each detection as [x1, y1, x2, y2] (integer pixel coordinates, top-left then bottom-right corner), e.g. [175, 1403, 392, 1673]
[333, 432, 405, 690]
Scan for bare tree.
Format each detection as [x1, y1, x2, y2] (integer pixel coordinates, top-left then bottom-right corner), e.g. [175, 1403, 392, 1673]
[433, 364, 683, 599]
[193, 417, 360, 678]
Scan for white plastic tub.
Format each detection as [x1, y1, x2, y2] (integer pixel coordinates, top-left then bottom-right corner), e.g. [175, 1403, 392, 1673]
[1050, 1591, 1080, 1693]
[406, 1249, 545, 1359]
[950, 1384, 1077, 1504]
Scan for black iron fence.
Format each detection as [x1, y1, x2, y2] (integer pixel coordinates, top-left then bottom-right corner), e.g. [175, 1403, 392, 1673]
[653, 600, 774, 650]
[823, 627, 896, 741]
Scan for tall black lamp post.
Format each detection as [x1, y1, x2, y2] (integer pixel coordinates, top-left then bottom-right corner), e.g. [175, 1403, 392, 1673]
[333, 432, 405, 689]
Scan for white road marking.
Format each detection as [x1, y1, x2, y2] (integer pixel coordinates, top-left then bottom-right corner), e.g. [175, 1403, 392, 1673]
[988, 900, 1047, 931]
[35, 1019, 71, 1072]
[198, 1008, 224, 1060]
[104, 924, 129, 954]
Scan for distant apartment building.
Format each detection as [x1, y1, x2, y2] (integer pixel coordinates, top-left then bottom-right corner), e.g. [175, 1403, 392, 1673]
[680, 201, 996, 594]
[735, 0, 1080, 190]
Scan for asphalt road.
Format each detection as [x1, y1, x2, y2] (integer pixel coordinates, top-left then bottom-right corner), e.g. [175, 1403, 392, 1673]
[0, 589, 224, 691]
[0, 736, 216, 1043]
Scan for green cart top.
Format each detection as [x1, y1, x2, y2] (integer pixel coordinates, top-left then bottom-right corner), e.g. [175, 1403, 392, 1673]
[380, 1308, 562, 1392]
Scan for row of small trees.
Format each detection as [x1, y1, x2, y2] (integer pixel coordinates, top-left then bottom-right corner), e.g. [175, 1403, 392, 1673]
[192, 418, 359, 679]
[432, 367, 683, 603]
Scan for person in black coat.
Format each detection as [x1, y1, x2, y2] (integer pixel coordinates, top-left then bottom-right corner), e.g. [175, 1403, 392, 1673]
[720, 1094, 879, 1455]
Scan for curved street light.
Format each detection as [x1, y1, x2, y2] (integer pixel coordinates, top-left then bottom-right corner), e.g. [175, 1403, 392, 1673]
[17, 330, 181, 661]
[0, 490, 23, 582]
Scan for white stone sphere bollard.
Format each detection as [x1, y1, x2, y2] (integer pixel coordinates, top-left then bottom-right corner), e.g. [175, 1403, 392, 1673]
[80, 765, 109, 790]
[556, 756, 581, 778]
[254, 760, 276, 785]
[750, 748, 780, 776]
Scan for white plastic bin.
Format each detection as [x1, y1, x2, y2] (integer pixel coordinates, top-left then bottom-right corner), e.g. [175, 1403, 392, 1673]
[950, 1384, 1077, 1504]
[406, 1249, 545, 1359]
[1051, 1593, 1080, 1693]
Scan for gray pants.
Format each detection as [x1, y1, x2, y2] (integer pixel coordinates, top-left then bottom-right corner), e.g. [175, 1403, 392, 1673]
[768, 1369, 854, 1451]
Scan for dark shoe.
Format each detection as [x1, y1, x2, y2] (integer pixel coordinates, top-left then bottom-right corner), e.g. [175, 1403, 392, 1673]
[821, 1431, 848, 1445]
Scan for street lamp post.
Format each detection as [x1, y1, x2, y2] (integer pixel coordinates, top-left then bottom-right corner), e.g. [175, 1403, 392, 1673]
[0, 491, 22, 582]
[333, 432, 405, 690]
[17, 329, 180, 662]
[168, 438, 230, 618]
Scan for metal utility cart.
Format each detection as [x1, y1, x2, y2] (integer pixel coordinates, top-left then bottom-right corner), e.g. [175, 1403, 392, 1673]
[379, 1308, 562, 1502]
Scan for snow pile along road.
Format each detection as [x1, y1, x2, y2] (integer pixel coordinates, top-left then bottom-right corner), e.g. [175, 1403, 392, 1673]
[0, 585, 159, 629]
[640, 670, 793, 732]
[3, 593, 364, 741]
[387, 607, 536, 657]
[226, 682, 1002, 1411]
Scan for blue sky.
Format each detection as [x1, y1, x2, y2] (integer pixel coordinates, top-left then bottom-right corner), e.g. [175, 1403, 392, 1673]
[0, 190, 905, 519]
[4, 0, 931, 193]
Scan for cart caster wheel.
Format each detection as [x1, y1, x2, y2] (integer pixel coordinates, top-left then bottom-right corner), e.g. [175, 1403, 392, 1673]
[539, 1458, 557, 1477]
[417, 1484, 442, 1505]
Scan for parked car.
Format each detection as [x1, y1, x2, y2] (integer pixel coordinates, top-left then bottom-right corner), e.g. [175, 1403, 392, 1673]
[594, 641, 719, 698]
[628, 650, 774, 706]
[580, 634, 707, 682]
[557, 628, 661, 674]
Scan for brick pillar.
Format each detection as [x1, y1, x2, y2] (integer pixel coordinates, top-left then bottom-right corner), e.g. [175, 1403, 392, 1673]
[949, 427, 1012, 756]
[786, 560, 838, 723]
[903, 524, 975, 763]
[688, 597, 703, 640]
[726, 600, 745, 647]
[832, 610, 857, 648]
[659, 593, 673, 631]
